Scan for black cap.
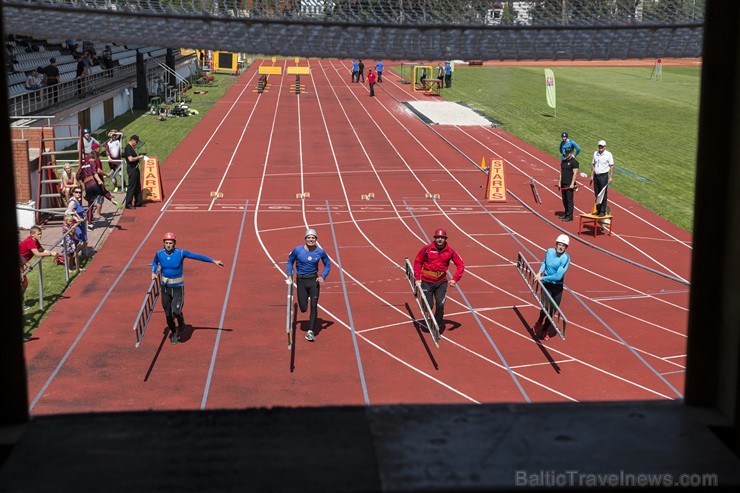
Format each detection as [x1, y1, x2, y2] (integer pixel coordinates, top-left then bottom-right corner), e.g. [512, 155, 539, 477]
[561, 132, 568, 137]
[130, 135, 140, 142]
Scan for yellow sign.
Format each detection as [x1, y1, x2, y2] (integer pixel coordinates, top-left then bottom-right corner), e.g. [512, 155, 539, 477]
[259, 66, 283, 75]
[141, 156, 164, 203]
[287, 66, 310, 75]
[485, 159, 507, 202]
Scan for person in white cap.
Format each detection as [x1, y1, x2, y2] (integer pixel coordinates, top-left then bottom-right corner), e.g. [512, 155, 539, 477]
[591, 140, 614, 217]
[532, 234, 571, 341]
[286, 229, 331, 342]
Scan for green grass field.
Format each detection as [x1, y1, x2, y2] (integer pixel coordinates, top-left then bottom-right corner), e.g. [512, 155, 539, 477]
[439, 64, 701, 231]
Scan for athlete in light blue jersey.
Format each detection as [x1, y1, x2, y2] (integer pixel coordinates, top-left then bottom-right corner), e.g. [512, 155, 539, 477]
[533, 234, 571, 341]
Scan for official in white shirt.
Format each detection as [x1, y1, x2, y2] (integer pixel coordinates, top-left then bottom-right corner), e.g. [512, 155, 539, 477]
[591, 140, 614, 217]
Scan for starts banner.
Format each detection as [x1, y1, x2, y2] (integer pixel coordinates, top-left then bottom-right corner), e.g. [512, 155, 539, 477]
[545, 69, 556, 109]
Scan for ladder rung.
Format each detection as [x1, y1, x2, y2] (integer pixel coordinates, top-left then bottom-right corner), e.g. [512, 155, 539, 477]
[39, 194, 64, 199]
[40, 179, 63, 183]
[42, 150, 79, 156]
[43, 137, 80, 142]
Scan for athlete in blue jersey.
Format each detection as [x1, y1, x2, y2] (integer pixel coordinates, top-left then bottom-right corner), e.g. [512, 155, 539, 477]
[533, 234, 571, 341]
[559, 131, 581, 161]
[151, 232, 224, 344]
[286, 229, 331, 342]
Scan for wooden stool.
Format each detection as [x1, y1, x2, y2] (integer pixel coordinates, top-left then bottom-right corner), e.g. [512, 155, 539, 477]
[578, 213, 613, 237]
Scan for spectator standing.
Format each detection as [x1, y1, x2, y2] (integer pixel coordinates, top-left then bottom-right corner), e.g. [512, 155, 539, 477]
[357, 60, 365, 83]
[350, 59, 359, 83]
[559, 131, 581, 163]
[81, 128, 99, 156]
[43, 57, 60, 103]
[591, 140, 614, 217]
[151, 232, 224, 344]
[532, 234, 571, 341]
[61, 214, 84, 273]
[375, 60, 384, 82]
[123, 135, 145, 209]
[105, 130, 125, 192]
[19, 226, 59, 311]
[65, 187, 89, 255]
[560, 149, 579, 222]
[367, 68, 376, 97]
[76, 150, 119, 228]
[437, 62, 445, 81]
[75, 51, 88, 97]
[413, 228, 465, 333]
[286, 229, 331, 342]
[444, 61, 452, 88]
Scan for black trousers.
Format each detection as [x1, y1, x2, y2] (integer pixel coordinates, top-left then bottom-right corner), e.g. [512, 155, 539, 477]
[297, 275, 320, 332]
[537, 281, 564, 331]
[561, 187, 575, 218]
[125, 166, 143, 206]
[421, 279, 448, 330]
[161, 284, 185, 331]
[369, 82, 375, 96]
[593, 172, 609, 214]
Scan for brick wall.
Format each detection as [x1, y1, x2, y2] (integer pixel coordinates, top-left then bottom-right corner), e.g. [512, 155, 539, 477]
[11, 127, 42, 204]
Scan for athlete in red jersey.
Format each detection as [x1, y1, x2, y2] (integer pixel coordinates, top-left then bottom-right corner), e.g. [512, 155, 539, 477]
[413, 228, 465, 332]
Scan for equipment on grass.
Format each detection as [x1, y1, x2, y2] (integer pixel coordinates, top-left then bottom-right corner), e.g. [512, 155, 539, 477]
[404, 257, 441, 348]
[286, 279, 294, 349]
[515, 252, 567, 340]
[134, 274, 162, 347]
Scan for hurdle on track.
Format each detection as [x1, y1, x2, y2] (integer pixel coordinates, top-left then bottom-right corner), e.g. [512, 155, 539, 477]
[133, 274, 161, 347]
[286, 280, 294, 349]
[515, 252, 567, 340]
[404, 257, 441, 348]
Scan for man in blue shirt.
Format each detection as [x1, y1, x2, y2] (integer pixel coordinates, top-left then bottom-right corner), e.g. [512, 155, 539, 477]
[152, 232, 224, 344]
[286, 229, 331, 342]
[559, 131, 581, 161]
[375, 60, 384, 82]
[533, 234, 571, 341]
[350, 59, 359, 83]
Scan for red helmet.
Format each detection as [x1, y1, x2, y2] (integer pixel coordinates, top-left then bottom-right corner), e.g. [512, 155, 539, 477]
[163, 232, 176, 242]
[433, 228, 447, 238]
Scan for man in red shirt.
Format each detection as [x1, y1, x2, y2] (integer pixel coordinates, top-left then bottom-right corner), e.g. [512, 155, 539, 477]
[413, 228, 465, 332]
[367, 68, 376, 97]
[19, 226, 58, 311]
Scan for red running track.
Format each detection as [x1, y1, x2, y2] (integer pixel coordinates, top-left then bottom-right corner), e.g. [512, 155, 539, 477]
[24, 59, 692, 415]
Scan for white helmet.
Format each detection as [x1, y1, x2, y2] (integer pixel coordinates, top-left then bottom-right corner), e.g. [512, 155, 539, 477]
[598, 140, 607, 147]
[305, 228, 317, 238]
[556, 234, 570, 246]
